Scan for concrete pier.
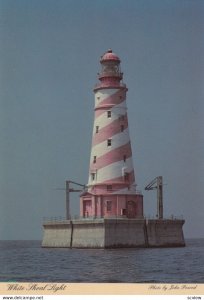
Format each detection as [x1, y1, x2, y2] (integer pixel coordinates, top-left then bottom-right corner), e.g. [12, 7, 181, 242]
[42, 218, 185, 248]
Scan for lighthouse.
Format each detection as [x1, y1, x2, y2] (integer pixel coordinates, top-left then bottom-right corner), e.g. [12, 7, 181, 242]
[80, 49, 143, 219]
[42, 49, 185, 249]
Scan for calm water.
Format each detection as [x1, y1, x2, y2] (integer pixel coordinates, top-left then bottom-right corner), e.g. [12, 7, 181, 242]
[0, 239, 204, 283]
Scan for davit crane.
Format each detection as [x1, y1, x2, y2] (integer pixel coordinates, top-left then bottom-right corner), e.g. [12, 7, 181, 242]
[145, 176, 163, 219]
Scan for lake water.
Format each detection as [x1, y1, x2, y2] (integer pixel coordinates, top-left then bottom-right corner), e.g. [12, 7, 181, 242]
[0, 239, 203, 283]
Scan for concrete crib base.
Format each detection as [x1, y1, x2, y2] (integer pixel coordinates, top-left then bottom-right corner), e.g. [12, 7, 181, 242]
[41, 218, 185, 248]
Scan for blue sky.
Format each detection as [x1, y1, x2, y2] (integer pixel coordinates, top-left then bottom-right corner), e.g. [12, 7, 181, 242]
[0, 0, 204, 239]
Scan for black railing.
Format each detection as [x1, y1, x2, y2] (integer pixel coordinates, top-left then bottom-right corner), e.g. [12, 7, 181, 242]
[43, 214, 184, 223]
[94, 82, 127, 89]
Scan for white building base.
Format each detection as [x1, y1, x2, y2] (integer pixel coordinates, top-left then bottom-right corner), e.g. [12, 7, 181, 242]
[42, 218, 185, 248]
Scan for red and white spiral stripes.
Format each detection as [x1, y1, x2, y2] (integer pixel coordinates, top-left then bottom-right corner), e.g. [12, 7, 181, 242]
[88, 87, 137, 195]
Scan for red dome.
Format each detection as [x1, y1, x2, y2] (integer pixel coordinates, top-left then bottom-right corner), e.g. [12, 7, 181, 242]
[100, 49, 120, 62]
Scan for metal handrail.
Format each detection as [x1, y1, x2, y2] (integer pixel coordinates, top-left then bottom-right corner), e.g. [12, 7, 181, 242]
[98, 71, 123, 78]
[43, 214, 184, 223]
[94, 82, 126, 89]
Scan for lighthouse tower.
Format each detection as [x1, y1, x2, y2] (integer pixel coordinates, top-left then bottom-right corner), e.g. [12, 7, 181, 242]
[42, 49, 185, 249]
[80, 49, 143, 219]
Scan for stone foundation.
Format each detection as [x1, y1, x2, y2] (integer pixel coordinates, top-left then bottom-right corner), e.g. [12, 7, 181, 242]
[42, 218, 185, 248]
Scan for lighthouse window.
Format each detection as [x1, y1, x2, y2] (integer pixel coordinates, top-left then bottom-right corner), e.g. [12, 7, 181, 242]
[107, 139, 112, 147]
[107, 111, 111, 118]
[121, 125, 124, 132]
[123, 155, 126, 162]
[107, 185, 112, 191]
[93, 156, 97, 163]
[106, 201, 112, 212]
[124, 172, 129, 181]
[119, 115, 125, 121]
[91, 173, 95, 181]
[96, 126, 99, 133]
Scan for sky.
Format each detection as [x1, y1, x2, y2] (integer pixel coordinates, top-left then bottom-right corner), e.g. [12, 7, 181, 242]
[0, 0, 203, 240]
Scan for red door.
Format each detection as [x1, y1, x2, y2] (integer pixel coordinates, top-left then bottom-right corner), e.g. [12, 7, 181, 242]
[127, 200, 136, 218]
[83, 200, 92, 217]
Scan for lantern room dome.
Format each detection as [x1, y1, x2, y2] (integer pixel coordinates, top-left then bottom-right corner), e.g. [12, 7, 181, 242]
[100, 49, 120, 63]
